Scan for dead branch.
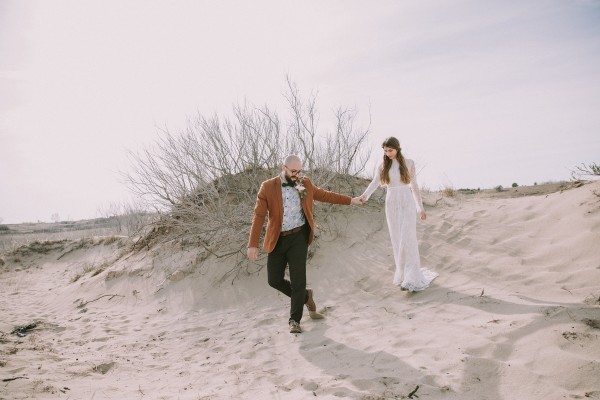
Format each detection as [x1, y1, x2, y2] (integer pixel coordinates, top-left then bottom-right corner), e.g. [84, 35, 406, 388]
[408, 385, 420, 398]
[3, 376, 29, 382]
[77, 294, 124, 308]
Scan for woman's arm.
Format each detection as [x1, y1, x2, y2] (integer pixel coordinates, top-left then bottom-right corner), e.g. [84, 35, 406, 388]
[361, 164, 382, 201]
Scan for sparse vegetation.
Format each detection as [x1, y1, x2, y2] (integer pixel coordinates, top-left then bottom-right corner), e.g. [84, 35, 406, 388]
[91, 264, 107, 277]
[442, 185, 456, 198]
[102, 235, 122, 246]
[124, 77, 371, 262]
[96, 201, 155, 236]
[571, 162, 600, 179]
[457, 188, 480, 194]
[71, 263, 101, 283]
[512, 182, 519, 188]
[495, 185, 504, 192]
[0, 219, 125, 254]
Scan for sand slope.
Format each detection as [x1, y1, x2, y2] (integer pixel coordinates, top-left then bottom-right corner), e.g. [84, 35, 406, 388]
[1, 181, 599, 399]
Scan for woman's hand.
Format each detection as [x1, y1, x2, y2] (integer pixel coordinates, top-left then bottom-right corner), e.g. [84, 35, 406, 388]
[420, 211, 427, 220]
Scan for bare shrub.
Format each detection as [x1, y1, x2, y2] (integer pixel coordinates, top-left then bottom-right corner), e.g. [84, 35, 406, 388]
[123, 78, 371, 261]
[97, 201, 155, 236]
[571, 162, 600, 179]
[283, 77, 370, 193]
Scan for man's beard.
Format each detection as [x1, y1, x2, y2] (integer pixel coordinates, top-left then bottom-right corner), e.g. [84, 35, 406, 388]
[284, 174, 297, 185]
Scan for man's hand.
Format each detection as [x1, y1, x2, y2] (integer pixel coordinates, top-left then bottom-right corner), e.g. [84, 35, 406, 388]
[351, 196, 365, 205]
[247, 247, 259, 261]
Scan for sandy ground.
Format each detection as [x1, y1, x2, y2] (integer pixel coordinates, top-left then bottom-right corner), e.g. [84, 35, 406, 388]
[1, 181, 599, 400]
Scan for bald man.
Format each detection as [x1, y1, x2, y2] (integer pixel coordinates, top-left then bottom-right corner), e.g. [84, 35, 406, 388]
[247, 155, 363, 333]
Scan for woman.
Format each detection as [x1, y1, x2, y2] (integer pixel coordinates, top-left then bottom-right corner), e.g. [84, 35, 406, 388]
[360, 137, 438, 291]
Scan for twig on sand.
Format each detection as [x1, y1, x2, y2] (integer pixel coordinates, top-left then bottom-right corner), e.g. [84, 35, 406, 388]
[77, 294, 124, 308]
[2, 376, 28, 383]
[408, 385, 420, 398]
[561, 287, 573, 295]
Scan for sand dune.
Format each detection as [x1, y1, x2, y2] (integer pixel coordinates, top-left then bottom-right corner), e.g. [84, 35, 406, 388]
[1, 181, 599, 399]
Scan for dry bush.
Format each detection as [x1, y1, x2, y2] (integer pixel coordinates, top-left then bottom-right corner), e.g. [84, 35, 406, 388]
[442, 185, 456, 198]
[97, 201, 156, 236]
[124, 78, 371, 260]
[71, 262, 98, 283]
[571, 162, 600, 179]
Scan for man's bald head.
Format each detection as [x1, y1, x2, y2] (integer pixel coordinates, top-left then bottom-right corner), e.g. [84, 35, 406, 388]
[283, 154, 302, 166]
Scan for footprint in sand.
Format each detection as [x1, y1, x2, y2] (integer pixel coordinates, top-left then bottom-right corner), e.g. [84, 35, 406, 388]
[582, 318, 600, 329]
[437, 221, 453, 234]
[180, 326, 209, 334]
[92, 361, 115, 374]
[420, 242, 432, 252]
[254, 317, 277, 327]
[583, 295, 600, 306]
[355, 277, 381, 293]
[542, 306, 566, 319]
[561, 331, 596, 347]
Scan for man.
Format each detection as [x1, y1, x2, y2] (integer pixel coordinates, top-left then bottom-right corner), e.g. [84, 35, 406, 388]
[247, 155, 363, 333]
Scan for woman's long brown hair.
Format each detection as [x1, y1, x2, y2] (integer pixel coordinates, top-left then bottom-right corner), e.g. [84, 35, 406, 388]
[380, 137, 410, 185]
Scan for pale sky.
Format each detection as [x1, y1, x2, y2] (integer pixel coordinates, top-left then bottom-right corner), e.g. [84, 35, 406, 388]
[1, 0, 599, 224]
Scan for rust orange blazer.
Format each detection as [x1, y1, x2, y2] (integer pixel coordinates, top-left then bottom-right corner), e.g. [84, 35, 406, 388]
[248, 176, 352, 253]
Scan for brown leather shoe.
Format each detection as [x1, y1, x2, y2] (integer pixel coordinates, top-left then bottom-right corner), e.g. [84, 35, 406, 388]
[305, 288, 324, 319]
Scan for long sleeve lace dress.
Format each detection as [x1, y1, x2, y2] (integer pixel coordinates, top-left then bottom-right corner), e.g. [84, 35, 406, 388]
[361, 159, 438, 291]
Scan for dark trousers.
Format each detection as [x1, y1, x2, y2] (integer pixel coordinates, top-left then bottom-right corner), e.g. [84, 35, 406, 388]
[267, 224, 310, 323]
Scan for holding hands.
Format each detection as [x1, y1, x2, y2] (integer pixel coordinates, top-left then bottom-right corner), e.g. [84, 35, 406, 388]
[351, 195, 366, 205]
[352, 195, 426, 221]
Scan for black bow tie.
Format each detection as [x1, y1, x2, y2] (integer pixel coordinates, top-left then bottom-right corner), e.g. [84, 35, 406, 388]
[282, 182, 295, 187]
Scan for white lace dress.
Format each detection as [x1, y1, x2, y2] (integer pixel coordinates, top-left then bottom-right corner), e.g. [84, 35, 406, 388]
[361, 159, 438, 291]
